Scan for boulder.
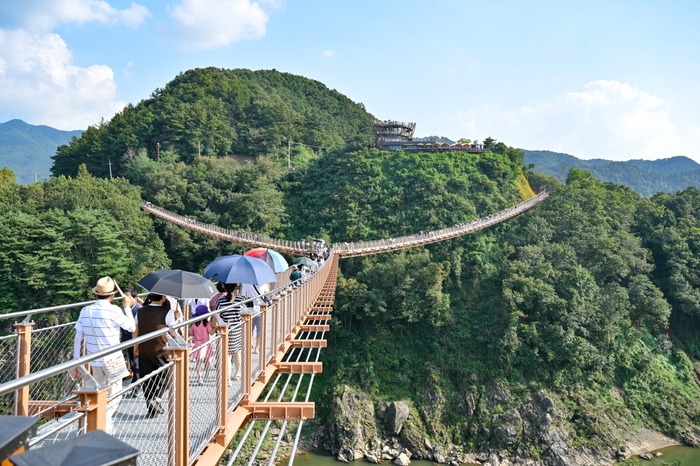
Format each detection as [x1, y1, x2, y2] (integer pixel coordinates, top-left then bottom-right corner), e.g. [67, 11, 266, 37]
[394, 452, 411, 466]
[327, 387, 379, 458]
[386, 401, 410, 435]
[366, 454, 379, 463]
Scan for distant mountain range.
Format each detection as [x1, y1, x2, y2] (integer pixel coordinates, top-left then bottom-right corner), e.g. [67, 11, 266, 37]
[521, 149, 700, 196]
[0, 119, 83, 185]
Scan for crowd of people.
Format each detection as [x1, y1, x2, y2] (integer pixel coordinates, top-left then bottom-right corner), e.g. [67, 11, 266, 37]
[71, 250, 329, 422]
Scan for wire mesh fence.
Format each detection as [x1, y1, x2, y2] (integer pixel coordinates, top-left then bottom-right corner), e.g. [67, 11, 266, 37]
[251, 310, 262, 383]
[265, 304, 275, 365]
[30, 410, 87, 448]
[227, 319, 246, 415]
[29, 323, 79, 410]
[112, 361, 175, 466]
[188, 335, 221, 462]
[0, 333, 17, 415]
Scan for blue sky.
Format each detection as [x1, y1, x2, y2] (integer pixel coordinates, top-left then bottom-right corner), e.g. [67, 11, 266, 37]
[0, 0, 698, 161]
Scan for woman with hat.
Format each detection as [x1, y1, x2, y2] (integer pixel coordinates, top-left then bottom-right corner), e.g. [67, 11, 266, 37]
[190, 305, 215, 385]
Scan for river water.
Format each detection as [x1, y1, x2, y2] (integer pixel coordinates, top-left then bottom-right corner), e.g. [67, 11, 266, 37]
[288, 446, 700, 465]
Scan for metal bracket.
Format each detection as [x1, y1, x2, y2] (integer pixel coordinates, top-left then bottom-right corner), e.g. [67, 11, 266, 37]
[213, 313, 226, 327]
[164, 328, 188, 349]
[20, 315, 33, 325]
[78, 366, 102, 391]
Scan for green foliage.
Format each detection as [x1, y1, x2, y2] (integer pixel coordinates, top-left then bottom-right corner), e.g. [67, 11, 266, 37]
[51, 68, 374, 179]
[0, 167, 169, 322]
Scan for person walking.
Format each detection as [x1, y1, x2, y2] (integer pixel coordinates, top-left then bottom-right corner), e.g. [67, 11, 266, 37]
[289, 265, 302, 285]
[190, 305, 215, 384]
[121, 287, 142, 397]
[215, 283, 243, 382]
[72, 276, 136, 433]
[135, 293, 175, 418]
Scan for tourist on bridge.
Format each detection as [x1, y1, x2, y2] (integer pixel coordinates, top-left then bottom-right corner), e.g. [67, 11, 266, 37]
[215, 283, 244, 382]
[241, 282, 269, 354]
[209, 281, 226, 311]
[190, 305, 215, 385]
[121, 287, 143, 397]
[289, 265, 302, 286]
[135, 293, 176, 418]
[72, 276, 137, 433]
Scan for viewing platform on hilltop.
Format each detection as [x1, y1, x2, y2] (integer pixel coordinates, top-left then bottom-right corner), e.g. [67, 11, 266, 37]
[373, 120, 484, 153]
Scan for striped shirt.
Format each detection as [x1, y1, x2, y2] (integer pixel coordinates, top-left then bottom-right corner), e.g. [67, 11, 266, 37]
[74, 299, 136, 365]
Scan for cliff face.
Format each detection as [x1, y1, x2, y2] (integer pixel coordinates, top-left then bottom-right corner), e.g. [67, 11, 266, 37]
[315, 385, 688, 466]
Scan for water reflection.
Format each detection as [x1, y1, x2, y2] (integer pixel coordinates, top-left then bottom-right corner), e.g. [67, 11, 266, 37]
[285, 447, 700, 466]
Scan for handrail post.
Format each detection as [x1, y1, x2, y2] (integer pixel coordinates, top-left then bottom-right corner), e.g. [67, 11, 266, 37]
[271, 296, 280, 361]
[213, 322, 230, 446]
[168, 344, 190, 466]
[242, 315, 253, 402]
[259, 305, 268, 376]
[14, 322, 34, 416]
[75, 385, 109, 432]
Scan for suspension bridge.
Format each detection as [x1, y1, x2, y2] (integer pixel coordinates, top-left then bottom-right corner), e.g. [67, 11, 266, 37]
[0, 191, 549, 466]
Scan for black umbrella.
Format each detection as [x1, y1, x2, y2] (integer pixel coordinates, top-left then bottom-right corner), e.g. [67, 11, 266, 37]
[137, 269, 217, 299]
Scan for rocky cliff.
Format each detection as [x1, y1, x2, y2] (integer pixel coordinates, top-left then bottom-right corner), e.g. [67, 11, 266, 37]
[309, 385, 685, 466]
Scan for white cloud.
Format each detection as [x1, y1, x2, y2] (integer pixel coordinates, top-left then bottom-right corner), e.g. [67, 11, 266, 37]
[0, 30, 126, 130]
[455, 80, 698, 161]
[0, 1, 151, 32]
[321, 50, 335, 58]
[168, 0, 270, 50]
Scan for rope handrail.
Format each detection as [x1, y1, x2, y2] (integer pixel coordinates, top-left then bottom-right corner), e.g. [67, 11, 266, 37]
[142, 190, 550, 257]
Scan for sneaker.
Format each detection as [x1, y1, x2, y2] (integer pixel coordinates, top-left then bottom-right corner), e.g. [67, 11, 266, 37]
[147, 399, 164, 416]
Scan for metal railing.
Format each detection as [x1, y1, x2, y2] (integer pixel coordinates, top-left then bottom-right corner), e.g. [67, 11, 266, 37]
[332, 190, 550, 256]
[142, 203, 324, 256]
[0, 254, 338, 466]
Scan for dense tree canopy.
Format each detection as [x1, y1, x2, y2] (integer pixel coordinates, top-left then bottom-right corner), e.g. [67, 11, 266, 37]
[51, 68, 374, 179]
[0, 166, 169, 323]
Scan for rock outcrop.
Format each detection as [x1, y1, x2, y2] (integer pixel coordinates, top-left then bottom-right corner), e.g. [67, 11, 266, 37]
[318, 385, 674, 466]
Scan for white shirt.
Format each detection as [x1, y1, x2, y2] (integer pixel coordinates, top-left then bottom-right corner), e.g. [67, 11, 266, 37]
[74, 299, 136, 365]
[184, 297, 211, 314]
[241, 283, 262, 311]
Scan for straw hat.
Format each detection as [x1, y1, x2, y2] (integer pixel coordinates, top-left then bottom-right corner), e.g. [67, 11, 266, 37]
[92, 277, 117, 295]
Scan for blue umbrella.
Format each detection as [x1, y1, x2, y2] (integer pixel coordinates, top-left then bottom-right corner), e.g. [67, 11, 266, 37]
[203, 255, 277, 285]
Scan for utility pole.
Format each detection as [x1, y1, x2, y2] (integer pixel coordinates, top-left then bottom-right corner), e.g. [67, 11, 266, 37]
[156, 143, 161, 162]
[108, 159, 113, 180]
[287, 139, 291, 170]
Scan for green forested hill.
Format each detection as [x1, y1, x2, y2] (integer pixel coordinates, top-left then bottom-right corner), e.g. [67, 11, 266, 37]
[51, 67, 374, 179]
[0, 119, 83, 185]
[9, 67, 700, 464]
[522, 149, 700, 196]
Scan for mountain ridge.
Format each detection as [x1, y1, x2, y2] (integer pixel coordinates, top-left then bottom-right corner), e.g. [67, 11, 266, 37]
[522, 149, 700, 195]
[0, 119, 83, 184]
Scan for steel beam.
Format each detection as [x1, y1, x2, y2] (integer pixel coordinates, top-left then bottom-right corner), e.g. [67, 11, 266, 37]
[273, 362, 323, 374]
[246, 402, 315, 420]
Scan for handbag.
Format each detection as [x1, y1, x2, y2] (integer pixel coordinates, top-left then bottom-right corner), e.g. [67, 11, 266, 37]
[253, 285, 273, 306]
[88, 306, 130, 383]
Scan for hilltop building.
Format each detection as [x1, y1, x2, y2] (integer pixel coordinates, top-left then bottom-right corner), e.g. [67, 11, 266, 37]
[373, 120, 484, 153]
